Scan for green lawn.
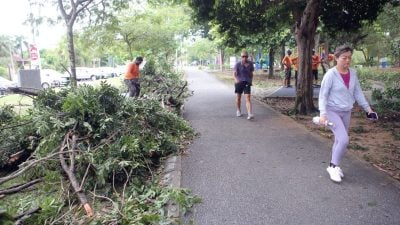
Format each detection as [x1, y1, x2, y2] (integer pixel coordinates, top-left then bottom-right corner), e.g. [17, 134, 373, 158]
[0, 77, 125, 107]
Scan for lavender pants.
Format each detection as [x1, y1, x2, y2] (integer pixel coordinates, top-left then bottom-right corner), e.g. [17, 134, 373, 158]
[327, 109, 352, 166]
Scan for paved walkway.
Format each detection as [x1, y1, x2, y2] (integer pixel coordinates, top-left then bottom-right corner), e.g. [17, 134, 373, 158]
[181, 67, 400, 225]
[265, 85, 320, 98]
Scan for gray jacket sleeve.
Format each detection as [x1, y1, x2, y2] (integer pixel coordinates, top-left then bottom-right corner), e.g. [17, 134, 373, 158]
[318, 70, 333, 116]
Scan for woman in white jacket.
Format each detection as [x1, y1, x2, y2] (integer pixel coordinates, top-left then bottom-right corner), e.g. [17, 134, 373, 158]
[318, 45, 376, 183]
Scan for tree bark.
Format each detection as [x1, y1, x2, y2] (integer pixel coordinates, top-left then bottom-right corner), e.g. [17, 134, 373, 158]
[280, 44, 285, 71]
[268, 47, 275, 79]
[219, 48, 224, 71]
[67, 24, 77, 88]
[294, 0, 321, 115]
[59, 133, 94, 217]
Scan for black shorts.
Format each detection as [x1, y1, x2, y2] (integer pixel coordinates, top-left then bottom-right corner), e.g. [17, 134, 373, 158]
[285, 68, 292, 79]
[235, 81, 251, 94]
[312, 70, 318, 80]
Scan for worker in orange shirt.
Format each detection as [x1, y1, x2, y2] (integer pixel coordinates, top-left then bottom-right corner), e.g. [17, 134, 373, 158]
[291, 55, 299, 88]
[124, 56, 143, 97]
[281, 49, 293, 88]
[311, 49, 321, 85]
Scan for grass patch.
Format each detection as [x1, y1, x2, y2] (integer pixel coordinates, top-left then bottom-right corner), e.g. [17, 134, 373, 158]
[0, 94, 33, 106]
[349, 143, 369, 151]
[0, 77, 125, 111]
[351, 125, 366, 133]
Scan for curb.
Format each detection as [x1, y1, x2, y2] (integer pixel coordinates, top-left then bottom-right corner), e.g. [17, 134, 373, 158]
[162, 155, 182, 221]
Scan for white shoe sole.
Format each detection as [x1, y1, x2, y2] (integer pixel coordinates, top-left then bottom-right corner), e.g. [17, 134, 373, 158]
[326, 167, 342, 183]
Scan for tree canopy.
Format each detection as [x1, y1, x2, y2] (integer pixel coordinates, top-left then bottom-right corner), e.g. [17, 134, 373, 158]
[187, 0, 392, 114]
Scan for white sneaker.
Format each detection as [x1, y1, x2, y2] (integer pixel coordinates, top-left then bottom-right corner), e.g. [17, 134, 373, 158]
[336, 167, 344, 178]
[236, 110, 242, 117]
[326, 166, 342, 183]
[247, 114, 254, 120]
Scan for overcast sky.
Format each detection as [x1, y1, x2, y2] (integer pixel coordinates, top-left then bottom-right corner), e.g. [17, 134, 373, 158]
[0, 0, 64, 49]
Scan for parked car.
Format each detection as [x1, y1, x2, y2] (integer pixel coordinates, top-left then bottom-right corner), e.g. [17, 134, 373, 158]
[98, 67, 118, 79]
[115, 65, 127, 76]
[40, 69, 69, 89]
[66, 67, 100, 81]
[0, 77, 18, 95]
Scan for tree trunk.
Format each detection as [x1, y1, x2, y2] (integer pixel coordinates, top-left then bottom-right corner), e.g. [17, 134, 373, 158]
[268, 47, 274, 79]
[67, 24, 77, 88]
[280, 44, 285, 71]
[321, 39, 330, 74]
[219, 48, 224, 71]
[294, 0, 321, 115]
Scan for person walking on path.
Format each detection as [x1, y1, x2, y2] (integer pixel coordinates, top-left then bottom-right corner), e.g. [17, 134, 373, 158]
[312, 49, 321, 86]
[318, 45, 377, 183]
[281, 49, 293, 88]
[234, 50, 254, 120]
[124, 56, 143, 97]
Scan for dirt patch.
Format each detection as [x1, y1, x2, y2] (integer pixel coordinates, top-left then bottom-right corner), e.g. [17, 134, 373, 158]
[209, 69, 400, 181]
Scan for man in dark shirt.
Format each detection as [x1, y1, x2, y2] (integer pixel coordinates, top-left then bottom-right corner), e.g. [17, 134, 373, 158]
[233, 50, 254, 120]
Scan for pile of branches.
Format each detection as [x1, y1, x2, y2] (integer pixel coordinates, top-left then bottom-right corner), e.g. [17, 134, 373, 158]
[0, 64, 197, 224]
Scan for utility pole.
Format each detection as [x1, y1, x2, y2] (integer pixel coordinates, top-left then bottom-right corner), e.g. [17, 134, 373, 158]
[8, 44, 15, 80]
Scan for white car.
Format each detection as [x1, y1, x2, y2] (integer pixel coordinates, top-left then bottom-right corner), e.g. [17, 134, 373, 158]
[76, 67, 100, 81]
[40, 69, 69, 89]
[0, 77, 18, 95]
[97, 67, 118, 79]
[63, 67, 100, 81]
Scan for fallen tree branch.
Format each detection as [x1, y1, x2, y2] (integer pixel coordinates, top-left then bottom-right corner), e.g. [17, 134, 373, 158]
[0, 120, 33, 130]
[8, 87, 39, 97]
[14, 206, 41, 225]
[0, 178, 42, 195]
[0, 149, 83, 185]
[175, 81, 188, 100]
[59, 132, 94, 217]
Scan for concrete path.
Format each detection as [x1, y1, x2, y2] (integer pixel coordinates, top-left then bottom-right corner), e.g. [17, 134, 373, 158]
[181, 67, 400, 225]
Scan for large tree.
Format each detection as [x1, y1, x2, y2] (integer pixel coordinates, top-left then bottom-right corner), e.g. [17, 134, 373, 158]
[55, 0, 128, 87]
[25, 0, 131, 87]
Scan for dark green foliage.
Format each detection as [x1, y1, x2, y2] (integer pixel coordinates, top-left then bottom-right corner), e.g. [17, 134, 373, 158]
[0, 106, 37, 168]
[321, 0, 390, 36]
[371, 87, 400, 117]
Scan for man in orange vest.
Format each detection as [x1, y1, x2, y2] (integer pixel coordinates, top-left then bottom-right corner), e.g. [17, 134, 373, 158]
[281, 49, 293, 88]
[124, 56, 143, 97]
[312, 49, 321, 85]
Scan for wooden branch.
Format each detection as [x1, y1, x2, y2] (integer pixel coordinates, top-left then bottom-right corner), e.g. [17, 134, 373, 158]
[175, 81, 188, 100]
[14, 206, 41, 225]
[0, 149, 83, 185]
[59, 132, 94, 217]
[0, 178, 42, 195]
[121, 168, 133, 208]
[0, 120, 33, 130]
[79, 164, 91, 190]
